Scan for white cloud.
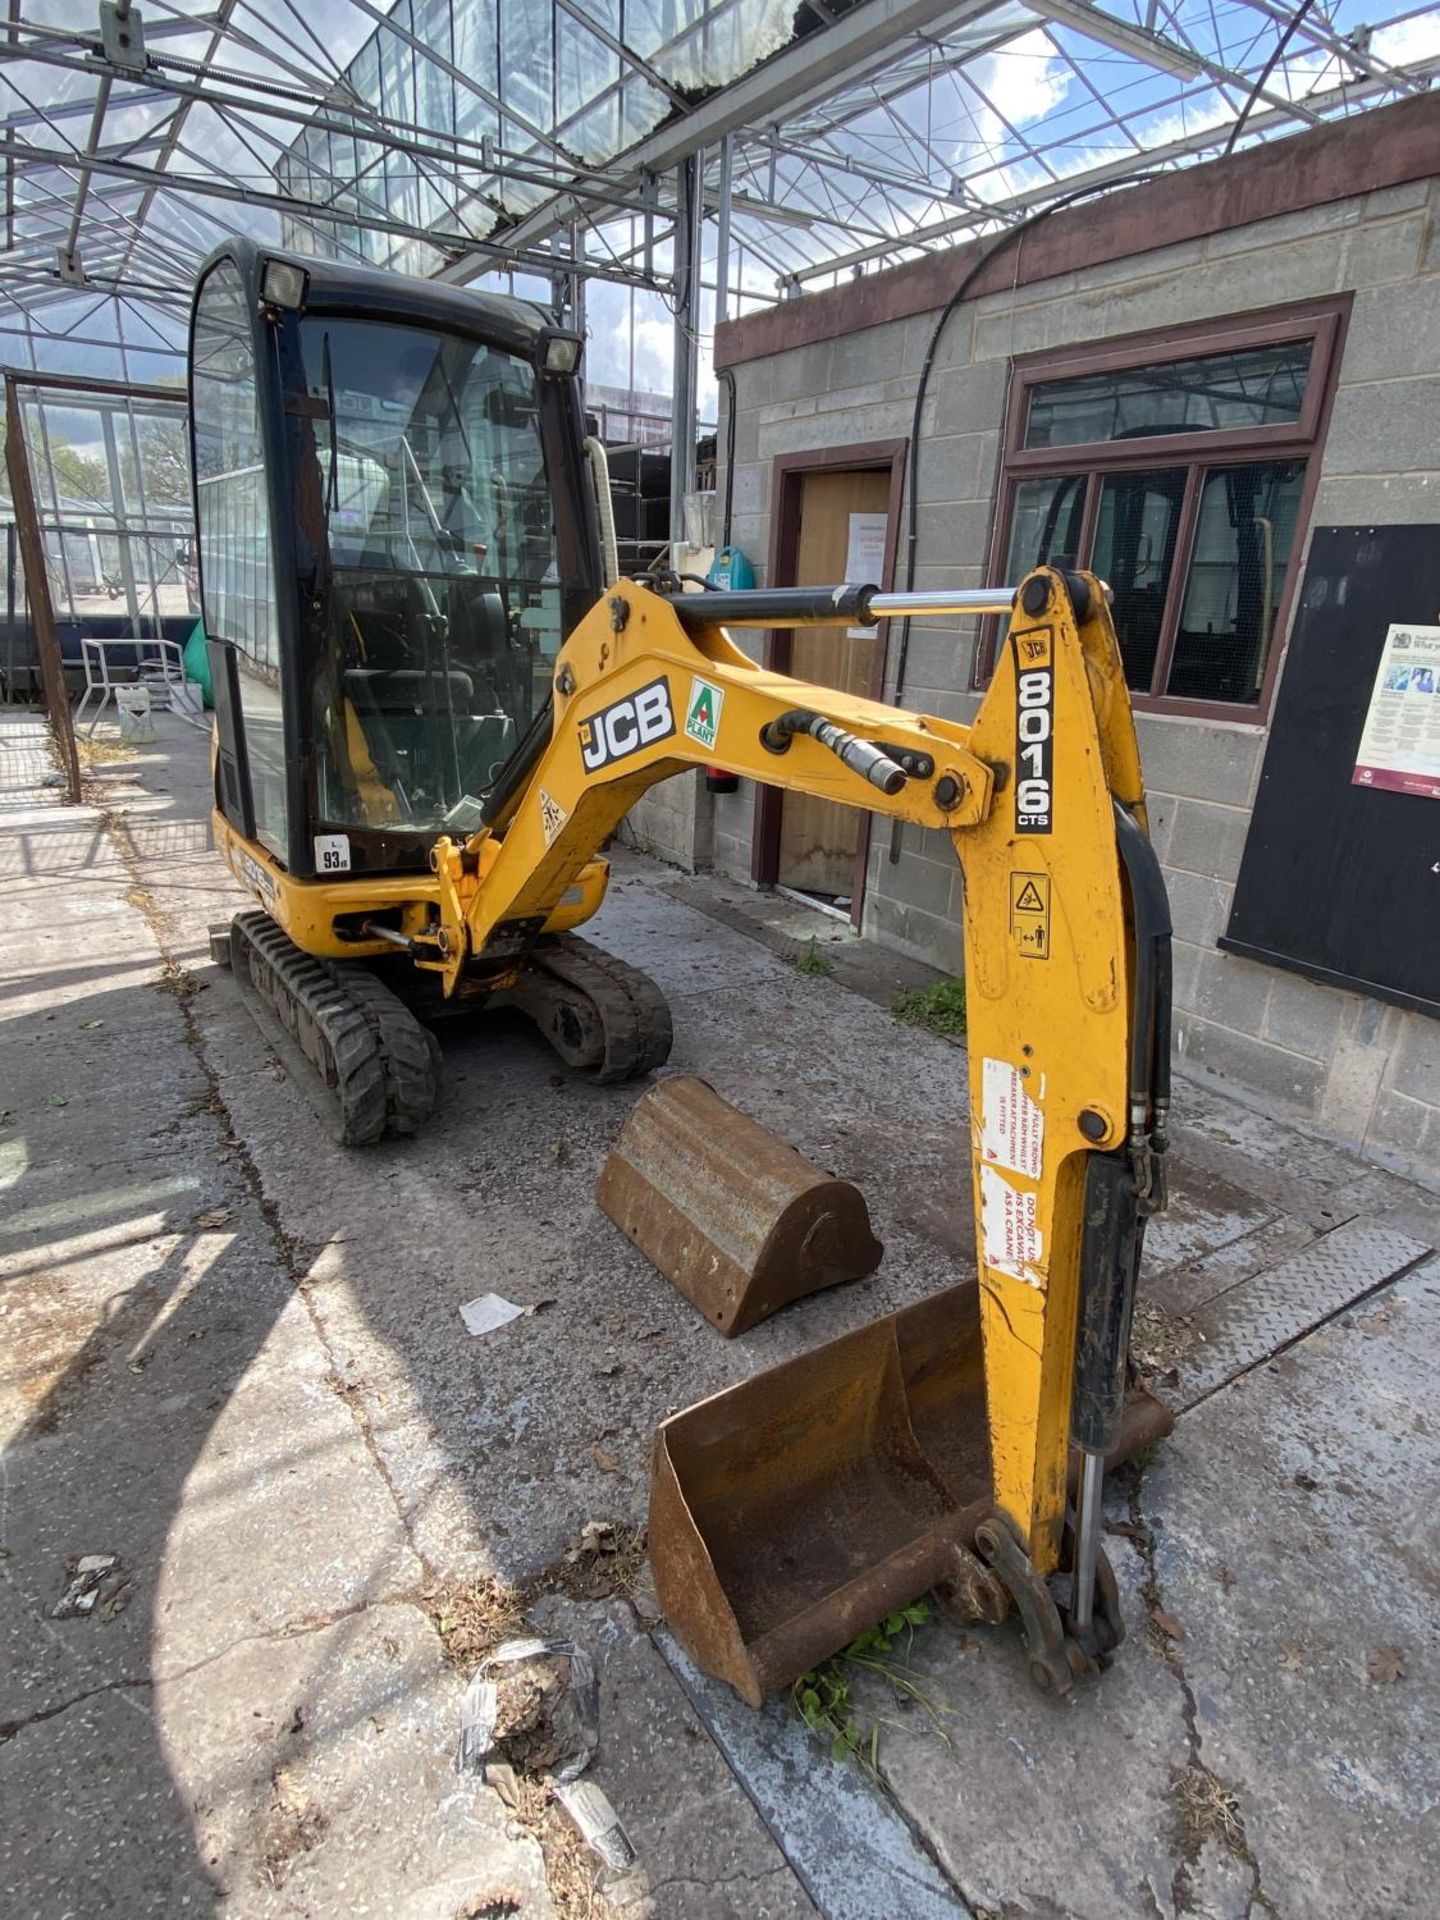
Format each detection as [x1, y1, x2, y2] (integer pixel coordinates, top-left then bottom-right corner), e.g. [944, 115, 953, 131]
[1371, 10, 1440, 66]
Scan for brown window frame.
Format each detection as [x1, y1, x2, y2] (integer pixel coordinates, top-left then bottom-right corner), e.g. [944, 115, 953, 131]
[977, 296, 1351, 722]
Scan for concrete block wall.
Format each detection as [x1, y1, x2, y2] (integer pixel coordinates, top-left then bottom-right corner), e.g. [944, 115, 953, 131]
[699, 168, 1440, 1183]
[622, 768, 712, 873]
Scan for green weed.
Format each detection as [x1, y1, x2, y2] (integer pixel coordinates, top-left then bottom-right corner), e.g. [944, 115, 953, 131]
[791, 1601, 946, 1779]
[892, 976, 967, 1037]
[791, 935, 836, 978]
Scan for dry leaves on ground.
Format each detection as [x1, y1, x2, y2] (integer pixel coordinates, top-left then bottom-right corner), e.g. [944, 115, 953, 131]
[1366, 1645, 1407, 1685]
[423, 1575, 527, 1673]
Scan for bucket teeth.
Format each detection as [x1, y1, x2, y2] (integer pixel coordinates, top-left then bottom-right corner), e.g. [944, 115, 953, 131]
[597, 1075, 882, 1336]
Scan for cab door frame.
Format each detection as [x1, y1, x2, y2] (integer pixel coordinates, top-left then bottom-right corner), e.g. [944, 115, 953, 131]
[752, 438, 907, 927]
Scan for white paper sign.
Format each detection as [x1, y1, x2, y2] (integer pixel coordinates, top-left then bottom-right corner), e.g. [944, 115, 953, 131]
[844, 511, 888, 637]
[1352, 623, 1440, 800]
[313, 833, 351, 873]
[980, 1057, 1044, 1179]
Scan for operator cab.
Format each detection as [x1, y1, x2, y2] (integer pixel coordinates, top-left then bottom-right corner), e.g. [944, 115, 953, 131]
[188, 242, 600, 878]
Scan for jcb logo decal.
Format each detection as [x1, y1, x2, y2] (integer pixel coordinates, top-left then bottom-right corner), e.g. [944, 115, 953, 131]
[578, 677, 675, 773]
[1014, 629, 1053, 835]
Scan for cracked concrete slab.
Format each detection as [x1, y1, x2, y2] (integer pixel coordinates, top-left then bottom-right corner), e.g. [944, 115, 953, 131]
[531, 1596, 820, 1919]
[0, 717, 590, 1917]
[1, 1603, 557, 1920]
[1139, 1263, 1440, 1920]
[652, 1627, 968, 1920]
[845, 1546, 1193, 1919]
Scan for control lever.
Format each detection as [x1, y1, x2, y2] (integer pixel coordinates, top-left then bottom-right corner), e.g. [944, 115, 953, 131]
[760, 708, 907, 795]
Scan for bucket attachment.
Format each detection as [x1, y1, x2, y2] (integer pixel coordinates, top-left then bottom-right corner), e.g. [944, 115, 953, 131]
[651, 1283, 1174, 1705]
[597, 1074, 882, 1336]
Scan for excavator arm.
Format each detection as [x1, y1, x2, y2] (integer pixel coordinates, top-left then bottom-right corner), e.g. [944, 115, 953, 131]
[426, 566, 1169, 1641]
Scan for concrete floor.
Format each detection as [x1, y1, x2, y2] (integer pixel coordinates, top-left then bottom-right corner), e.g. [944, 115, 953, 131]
[2, 708, 1436, 1920]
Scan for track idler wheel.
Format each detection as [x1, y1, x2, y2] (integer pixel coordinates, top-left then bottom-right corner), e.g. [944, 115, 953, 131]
[506, 934, 672, 1083]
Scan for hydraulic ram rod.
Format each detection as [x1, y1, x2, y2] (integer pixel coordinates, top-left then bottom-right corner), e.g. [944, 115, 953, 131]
[664, 585, 1017, 630]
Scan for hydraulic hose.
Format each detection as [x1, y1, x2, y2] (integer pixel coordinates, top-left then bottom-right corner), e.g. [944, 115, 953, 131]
[760, 708, 907, 795]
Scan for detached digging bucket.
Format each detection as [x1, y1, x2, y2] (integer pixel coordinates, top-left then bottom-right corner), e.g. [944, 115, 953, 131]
[597, 1074, 881, 1336]
[651, 1283, 1174, 1705]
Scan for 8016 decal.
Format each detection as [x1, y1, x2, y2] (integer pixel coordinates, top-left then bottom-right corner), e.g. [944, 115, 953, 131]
[1014, 629, 1053, 835]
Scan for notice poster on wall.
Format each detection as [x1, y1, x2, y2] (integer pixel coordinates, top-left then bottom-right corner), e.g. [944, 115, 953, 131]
[1352, 624, 1440, 800]
[844, 511, 888, 637]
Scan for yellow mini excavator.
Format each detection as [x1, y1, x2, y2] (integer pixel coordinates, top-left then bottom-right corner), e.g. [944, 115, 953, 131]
[189, 242, 1172, 1702]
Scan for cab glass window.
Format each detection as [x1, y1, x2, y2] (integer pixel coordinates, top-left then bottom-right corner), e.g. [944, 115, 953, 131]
[191, 261, 288, 859]
[297, 316, 561, 836]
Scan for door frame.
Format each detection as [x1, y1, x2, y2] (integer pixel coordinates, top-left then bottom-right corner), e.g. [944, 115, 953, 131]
[752, 438, 908, 926]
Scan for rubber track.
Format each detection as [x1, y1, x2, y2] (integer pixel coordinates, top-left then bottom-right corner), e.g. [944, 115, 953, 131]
[332, 963, 441, 1138]
[229, 912, 437, 1146]
[525, 934, 673, 1083]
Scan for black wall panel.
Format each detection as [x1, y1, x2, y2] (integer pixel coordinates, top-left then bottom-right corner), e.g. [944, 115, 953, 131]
[1223, 523, 1440, 1019]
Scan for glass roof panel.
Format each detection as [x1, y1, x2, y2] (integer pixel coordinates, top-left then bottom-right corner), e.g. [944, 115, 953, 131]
[1, 1, 1436, 392]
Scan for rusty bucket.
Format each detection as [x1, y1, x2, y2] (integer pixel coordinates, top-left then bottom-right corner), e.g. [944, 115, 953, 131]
[650, 1312, 965, 1706]
[597, 1075, 882, 1337]
[650, 1282, 1174, 1705]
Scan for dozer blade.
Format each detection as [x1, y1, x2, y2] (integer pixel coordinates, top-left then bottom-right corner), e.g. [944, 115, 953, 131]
[651, 1282, 1174, 1705]
[597, 1075, 882, 1336]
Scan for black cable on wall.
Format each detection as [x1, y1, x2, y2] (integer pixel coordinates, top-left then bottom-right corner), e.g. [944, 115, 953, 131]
[892, 175, 1154, 716]
[717, 365, 737, 550]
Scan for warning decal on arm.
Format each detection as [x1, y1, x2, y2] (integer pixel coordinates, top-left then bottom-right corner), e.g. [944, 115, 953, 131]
[981, 1056, 1044, 1179]
[980, 1165, 1043, 1286]
[539, 789, 568, 847]
[1010, 871, 1051, 958]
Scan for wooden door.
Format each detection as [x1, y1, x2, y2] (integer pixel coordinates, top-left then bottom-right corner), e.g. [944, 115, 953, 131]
[777, 467, 890, 900]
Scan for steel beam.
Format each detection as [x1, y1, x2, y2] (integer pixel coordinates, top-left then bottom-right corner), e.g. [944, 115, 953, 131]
[450, 0, 1005, 272]
[668, 154, 701, 549]
[0, 135, 665, 293]
[789, 47, 1440, 283]
[4, 370, 81, 799]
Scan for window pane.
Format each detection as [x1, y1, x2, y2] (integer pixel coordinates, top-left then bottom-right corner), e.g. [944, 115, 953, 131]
[191, 260, 287, 860]
[1024, 341, 1312, 450]
[1089, 467, 1187, 693]
[1003, 473, 1087, 580]
[1168, 461, 1306, 705]
[298, 316, 560, 834]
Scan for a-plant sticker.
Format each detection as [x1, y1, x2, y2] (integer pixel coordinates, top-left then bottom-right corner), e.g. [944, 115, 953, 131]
[685, 676, 724, 752]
